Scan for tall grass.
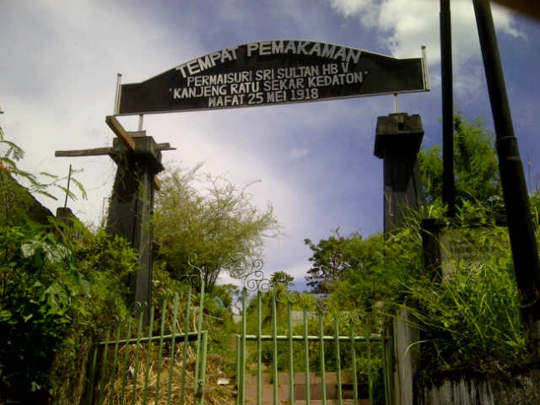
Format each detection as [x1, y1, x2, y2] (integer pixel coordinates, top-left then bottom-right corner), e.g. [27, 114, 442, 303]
[398, 225, 529, 375]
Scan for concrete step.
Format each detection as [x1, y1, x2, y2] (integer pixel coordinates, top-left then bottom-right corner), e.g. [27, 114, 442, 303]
[243, 384, 368, 403]
[244, 400, 370, 405]
[295, 400, 370, 405]
[241, 372, 367, 405]
[244, 372, 355, 385]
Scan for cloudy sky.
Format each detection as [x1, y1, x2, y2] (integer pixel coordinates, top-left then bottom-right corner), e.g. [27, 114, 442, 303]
[1, 0, 539, 288]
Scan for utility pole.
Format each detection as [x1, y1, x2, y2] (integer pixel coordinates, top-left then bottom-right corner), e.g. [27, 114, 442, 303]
[441, 0, 456, 217]
[473, 0, 540, 355]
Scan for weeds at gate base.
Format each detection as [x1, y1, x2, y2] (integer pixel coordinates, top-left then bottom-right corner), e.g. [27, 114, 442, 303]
[97, 344, 234, 405]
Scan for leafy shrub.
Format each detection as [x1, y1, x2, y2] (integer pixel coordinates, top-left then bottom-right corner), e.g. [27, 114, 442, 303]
[0, 222, 139, 403]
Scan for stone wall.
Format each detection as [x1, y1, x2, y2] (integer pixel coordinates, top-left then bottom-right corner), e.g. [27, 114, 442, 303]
[416, 370, 540, 405]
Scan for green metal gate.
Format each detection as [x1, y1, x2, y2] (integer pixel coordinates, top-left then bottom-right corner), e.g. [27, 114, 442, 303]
[235, 284, 394, 405]
[84, 270, 393, 405]
[84, 288, 208, 405]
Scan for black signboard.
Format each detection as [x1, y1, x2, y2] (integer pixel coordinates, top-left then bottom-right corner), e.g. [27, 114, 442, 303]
[117, 40, 429, 115]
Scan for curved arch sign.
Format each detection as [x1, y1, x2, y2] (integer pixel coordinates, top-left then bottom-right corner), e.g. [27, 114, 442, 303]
[117, 40, 429, 115]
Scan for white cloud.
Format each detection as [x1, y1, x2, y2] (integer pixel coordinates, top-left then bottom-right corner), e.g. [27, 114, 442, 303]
[2, 0, 446, 285]
[329, 0, 378, 23]
[327, 0, 524, 101]
[328, 0, 522, 56]
[0, 0, 205, 225]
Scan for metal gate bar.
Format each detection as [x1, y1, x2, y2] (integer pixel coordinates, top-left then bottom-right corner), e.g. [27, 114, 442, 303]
[235, 288, 392, 405]
[85, 292, 208, 405]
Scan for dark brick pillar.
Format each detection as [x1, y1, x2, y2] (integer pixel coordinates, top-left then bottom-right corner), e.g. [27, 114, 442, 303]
[374, 113, 425, 405]
[374, 113, 425, 234]
[107, 131, 163, 323]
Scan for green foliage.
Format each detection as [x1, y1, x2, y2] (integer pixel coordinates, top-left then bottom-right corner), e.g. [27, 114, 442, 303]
[0, 127, 86, 203]
[153, 164, 281, 293]
[328, 234, 387, 317]
[419, 115, 504, 222]
[0, 138, 134, 402]
[309, 114, 535, 375]
[304, 229, 375, 295]
[240, 288, 387, 402]
[211, 283, 239, 313]
[306, 231, 386, 313]
[270, 271, 294, 289]
[395, 220, 527, 373]
[326, 204, 531, 374]
[72, 228, 138, 323]
[0, 121, 137, 402]
[407, 264, 526, 374]
[0, 227, 75, 398]
[528, 190, 540, 228]
[0, 169, 53, 227]
[0, 117, 86, 227]
[0, 222, 138, 402]
[151, 267, 240, 373]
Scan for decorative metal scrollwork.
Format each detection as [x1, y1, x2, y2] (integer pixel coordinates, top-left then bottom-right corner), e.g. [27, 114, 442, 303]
[186, 253, 205, 289]
[228, 255, 272, 293]
[271, 287, 301, 305]
[131, 300, 148, 321]
[285, 290, 301, 305]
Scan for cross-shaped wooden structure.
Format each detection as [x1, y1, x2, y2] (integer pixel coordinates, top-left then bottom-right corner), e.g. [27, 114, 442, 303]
[56, 116, 174, 323]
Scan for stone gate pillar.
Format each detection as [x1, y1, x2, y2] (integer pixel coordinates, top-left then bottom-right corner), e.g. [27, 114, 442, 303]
[107, 131, 164, 323]
[374, 113, 424, 405]
[374, 113, 424, 234]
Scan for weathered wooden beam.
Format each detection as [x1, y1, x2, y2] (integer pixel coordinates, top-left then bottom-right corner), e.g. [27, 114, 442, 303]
[55, 143, 174, 158]
[106, 115, 136, 151]
[55, 147, 111, 157]
[157, 143, 176, 151]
